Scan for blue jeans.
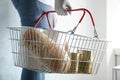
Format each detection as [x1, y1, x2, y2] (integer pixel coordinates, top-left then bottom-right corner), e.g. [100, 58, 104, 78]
[12, 0, 54, 29]
[11, 0, 54, 80]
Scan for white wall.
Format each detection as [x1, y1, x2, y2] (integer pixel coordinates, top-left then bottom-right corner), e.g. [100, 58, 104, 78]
[0, 0, 21, 80]
[0, 0, 107, 80]
[107, 0, 120, 80]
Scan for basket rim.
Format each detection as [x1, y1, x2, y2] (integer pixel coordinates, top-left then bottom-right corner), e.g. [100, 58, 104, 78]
[7, 26, 110, 42]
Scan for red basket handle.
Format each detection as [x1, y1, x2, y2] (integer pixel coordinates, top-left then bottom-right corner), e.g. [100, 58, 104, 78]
[34, 8, 98, 38]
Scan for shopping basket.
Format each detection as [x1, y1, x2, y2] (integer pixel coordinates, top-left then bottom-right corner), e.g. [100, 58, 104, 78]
[8, 8, 108, 74]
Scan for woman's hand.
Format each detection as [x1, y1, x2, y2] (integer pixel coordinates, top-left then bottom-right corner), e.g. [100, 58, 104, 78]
[55, 0, 72, 16]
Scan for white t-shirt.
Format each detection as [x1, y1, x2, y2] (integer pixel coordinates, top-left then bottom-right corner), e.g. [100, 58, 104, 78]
[38, 0, 54, 7]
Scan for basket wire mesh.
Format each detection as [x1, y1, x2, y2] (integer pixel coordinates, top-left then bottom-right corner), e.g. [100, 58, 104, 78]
[8, 8, 108, 76]
[8, 26, 108, 74]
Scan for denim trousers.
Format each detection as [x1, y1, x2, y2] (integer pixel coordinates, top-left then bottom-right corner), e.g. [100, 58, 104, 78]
[11, 0, 54, 80]
[11, 0, 54, 29]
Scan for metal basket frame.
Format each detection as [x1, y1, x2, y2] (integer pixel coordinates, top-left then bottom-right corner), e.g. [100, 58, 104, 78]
[8, 8, 108, 75]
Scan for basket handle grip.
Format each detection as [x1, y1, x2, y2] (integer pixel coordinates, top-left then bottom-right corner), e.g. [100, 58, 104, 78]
[34, 8, 94, 28]
[34, 8, 98, 38]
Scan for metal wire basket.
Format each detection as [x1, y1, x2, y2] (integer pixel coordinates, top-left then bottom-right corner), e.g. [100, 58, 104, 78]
[8, 8, 108, 74]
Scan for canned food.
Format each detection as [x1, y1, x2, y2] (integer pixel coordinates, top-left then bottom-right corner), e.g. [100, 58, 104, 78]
[77, 50, 93, 74]
[68, 50, 93, 74]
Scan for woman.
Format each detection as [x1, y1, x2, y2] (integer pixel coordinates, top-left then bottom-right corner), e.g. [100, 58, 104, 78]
[11, 0, 71, 80]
